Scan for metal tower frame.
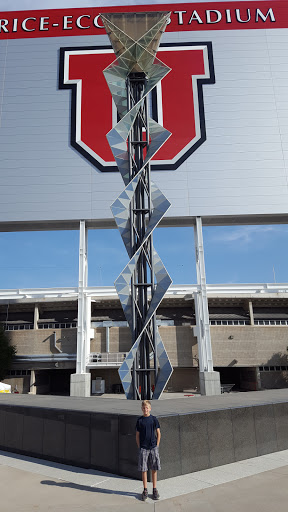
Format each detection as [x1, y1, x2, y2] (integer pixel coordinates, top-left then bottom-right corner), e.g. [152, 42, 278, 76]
[101, 12, 173, 400]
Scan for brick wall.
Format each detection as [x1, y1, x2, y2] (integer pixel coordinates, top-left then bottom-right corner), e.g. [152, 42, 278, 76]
[159, 326, 196, 368]
[8, 325, 288, 369]
[90, 325, 197, 368]
[90, 327, 106, 352]
[211, 326, 288, 367]
[7, 328, 77, 355]
[110, 327, 131, 352]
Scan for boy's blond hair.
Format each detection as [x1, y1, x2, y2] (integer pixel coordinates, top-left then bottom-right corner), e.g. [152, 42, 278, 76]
[142, 400, 151, 408]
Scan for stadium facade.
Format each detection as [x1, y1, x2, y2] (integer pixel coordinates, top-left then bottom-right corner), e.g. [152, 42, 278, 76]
[2, 283, 288, 395]
[1, 0, 288, 396]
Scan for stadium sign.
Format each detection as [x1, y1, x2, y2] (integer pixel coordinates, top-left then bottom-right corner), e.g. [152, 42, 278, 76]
[0, 5, 279, 38]
[60, 43, 215, 171]
[0, 0, 288, 227]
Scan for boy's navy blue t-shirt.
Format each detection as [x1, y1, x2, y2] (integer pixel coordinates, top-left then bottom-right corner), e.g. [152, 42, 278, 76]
[136, 414, 160, 449]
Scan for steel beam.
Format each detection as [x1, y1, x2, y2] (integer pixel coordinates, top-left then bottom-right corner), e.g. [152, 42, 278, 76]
[77, 220, 88, 374]
[194, 217, 221, 395]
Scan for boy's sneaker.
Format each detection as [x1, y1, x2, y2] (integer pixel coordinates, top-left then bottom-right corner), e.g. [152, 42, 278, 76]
[142, 489, 148, 501]
[152, 488, 160, 500]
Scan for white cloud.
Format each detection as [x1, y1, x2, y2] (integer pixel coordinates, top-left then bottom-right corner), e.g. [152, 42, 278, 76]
[207, 225, 285, 245]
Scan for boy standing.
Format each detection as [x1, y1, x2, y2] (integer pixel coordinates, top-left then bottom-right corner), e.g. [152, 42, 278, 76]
[136, 400, 161, 501]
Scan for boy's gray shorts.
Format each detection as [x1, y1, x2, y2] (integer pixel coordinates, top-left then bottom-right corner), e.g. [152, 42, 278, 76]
[138, 446, 161, 472]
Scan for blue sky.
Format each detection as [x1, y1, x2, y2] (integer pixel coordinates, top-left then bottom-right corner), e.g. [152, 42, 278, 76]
[0, 224, 287, 289]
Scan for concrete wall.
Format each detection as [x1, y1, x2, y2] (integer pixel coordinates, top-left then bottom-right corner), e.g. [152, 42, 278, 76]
[90, 327, 132, 353]
[7, 324, 288, 393]
[211, 326, 288, 367]
[7, 328, 77, 355]
[91, 325, 288, 370]
[90, 325, 197, 368]
[1, 400, 288, 480]
[110, 327, 132, 353]
[90, 328, 106, 353]
[159, 326, 196, 368]
[8, 324, 288, 369]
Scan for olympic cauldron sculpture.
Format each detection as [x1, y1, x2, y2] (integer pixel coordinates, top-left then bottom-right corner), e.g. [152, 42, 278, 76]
[100, 11, 173, 399]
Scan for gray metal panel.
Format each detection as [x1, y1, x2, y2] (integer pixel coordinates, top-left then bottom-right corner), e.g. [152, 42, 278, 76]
[0, 25, 287, 228]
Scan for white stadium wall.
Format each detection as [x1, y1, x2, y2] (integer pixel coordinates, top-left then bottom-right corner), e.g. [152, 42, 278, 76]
[0, 1, 288, 229]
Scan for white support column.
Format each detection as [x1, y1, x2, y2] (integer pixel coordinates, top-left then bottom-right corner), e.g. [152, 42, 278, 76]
[77, 219, 87, 374]
[70, 220, 91, 397]
[106, 326, 110, 353]
[194, 217, 221, 396]
[85, 296, 94, 364]
[33, 305, 39, 330]
[248, 300, 255, 326]
[103, 321, 112, 352]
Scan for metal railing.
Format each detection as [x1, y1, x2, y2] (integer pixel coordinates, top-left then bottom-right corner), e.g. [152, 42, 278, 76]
[87, 352, 126, 367]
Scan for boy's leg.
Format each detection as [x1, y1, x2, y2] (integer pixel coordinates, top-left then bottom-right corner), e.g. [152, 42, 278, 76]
[142, 471, 148, 489]
[141, 471, 148, 501]
[151, 470, 157, 488]
[152, 470, 159, 500]
[151, 448, 160, 500]
[139, 448, 149, 499]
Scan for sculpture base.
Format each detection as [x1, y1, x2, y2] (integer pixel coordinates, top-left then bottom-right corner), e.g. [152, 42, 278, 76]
[199, 371, 221, 396]
[70, 373, 91, 397]
[1, 390, 287, 480]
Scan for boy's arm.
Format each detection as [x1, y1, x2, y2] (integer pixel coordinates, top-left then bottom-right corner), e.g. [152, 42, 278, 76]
[136, 430, 140, 448]
[156, 428, 161, 447]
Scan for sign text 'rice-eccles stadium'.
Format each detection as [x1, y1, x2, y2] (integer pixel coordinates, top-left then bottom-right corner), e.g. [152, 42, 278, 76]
[0, 3, 283, 37]
[0, 1, 288, 229]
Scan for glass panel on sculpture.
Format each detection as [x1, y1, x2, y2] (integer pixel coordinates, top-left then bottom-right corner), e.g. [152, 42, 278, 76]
[101, 12, 171, 73]
[101, 12, 170, 43]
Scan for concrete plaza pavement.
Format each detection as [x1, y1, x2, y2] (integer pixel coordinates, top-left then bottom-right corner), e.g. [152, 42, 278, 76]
[1, 448, 288, 511]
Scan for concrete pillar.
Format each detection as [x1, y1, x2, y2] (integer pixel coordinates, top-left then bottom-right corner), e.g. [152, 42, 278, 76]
[28, 370, 36, 395]
[103, 321, 113, 352]
[33, 305, 39, 330]
[243, 299, 254, 325]
[248, 300, 254, 326]
[194, 217, 221, 396]
[70, 373, 91, 397]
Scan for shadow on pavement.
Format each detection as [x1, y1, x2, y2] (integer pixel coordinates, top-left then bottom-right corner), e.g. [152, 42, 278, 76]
[40, 479, 142, 500]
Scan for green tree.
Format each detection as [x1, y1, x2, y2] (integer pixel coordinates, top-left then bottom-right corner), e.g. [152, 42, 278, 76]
[0, 326, 16, 381]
